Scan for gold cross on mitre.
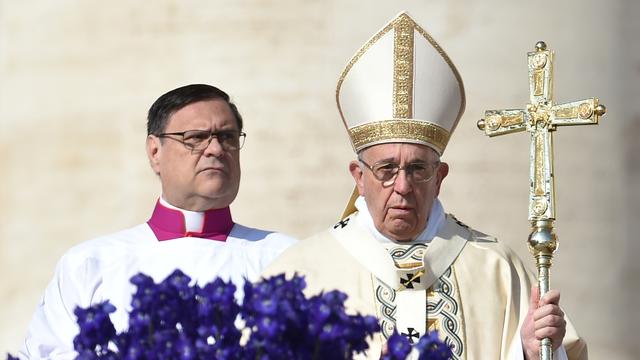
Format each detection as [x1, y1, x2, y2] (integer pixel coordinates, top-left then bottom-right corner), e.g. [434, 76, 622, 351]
[477, 41, 606, 222]
[477, 41, 606, 360]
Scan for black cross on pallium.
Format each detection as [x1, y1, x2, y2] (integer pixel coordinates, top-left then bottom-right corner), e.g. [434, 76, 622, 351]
[333, 218, 350, 229]
[400, 273, 421, 289]
[401, 327, 420, 344]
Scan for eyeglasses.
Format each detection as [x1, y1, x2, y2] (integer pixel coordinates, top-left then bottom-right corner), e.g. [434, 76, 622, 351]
[359, 158, 440, 187]
[156, 130, 246, 153]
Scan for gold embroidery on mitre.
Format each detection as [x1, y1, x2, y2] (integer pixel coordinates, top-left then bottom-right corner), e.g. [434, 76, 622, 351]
[349, 119, 450, 153]
[336, 13, 466, 153]
[393, 15, 414, 119]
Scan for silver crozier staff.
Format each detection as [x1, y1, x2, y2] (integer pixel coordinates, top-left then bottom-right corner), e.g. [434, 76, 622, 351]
[477, 41, 606, 359]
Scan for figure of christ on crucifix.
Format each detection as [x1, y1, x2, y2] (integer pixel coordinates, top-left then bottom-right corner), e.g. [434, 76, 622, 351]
[477, 41, 606, 359]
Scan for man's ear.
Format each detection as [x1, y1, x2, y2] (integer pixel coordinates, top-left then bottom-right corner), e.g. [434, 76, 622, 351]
[349, 160, 365, 196]
[146, 135, 162, 176]
[435, 162, 449, 196]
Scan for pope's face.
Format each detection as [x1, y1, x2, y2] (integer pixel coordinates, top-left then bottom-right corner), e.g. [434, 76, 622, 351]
[146, 99, 241, 211]
[350, 143, 448, 241]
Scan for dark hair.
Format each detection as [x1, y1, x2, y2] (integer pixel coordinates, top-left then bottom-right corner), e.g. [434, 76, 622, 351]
[147, 84, 243, 135]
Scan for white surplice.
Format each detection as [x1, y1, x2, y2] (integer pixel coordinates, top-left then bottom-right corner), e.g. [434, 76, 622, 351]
[20, 203, 296, 359]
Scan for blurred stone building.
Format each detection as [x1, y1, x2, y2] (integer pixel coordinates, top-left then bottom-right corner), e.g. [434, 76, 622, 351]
[1, 1, 638, 358]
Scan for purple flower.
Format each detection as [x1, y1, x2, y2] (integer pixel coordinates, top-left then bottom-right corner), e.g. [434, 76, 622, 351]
[64, 269, 449, 360]
[73, 301, 117, 355]
[382, 331, 413, 360]
[240, 274, 380, 359]
[415, 331, 453, 360]
[381, 330, 453, 360]
[305, 290, 379, 358]
[129, 273, 155, 310]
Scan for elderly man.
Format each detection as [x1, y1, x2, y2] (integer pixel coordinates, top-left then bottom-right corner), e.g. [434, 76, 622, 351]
[264, 13, 586, 360]
[21, 84, 296, 358]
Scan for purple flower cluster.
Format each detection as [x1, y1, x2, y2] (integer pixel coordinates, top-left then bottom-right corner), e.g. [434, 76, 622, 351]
[74, 270, 243, 360]
[242, 274, 379, 359]
[382, 331, 453, 360]
[73, 302, 117, 358]
[69, 270, 380, 359]
[36, 270, 453, 360]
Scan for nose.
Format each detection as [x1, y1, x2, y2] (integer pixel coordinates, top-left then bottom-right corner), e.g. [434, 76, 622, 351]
[392, 169, 412, 195]
[202, 135, 224, 157]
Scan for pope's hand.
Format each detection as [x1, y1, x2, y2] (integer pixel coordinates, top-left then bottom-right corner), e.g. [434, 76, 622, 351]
[521, 286, 567, 360]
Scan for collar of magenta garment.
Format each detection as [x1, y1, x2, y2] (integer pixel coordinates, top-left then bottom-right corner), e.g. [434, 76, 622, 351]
[147, 199, 234, 241]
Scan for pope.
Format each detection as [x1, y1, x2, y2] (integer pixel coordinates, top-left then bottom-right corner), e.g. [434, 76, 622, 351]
[264, 12, 587, 360]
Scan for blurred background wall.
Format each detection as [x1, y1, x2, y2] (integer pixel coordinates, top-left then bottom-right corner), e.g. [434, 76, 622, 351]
[1, 1, 638, 358]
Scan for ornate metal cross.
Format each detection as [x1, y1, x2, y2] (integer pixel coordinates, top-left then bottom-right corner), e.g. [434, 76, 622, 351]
[477, 41, 606, 359]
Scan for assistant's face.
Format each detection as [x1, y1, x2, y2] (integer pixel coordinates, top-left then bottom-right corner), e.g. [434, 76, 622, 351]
[146, 99, 241, 211]
[350, 143, 448, 241]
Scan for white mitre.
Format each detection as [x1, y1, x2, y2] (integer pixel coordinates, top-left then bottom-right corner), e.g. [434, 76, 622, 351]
[338, 12, 466, 217]
[336, 11, 465, 155]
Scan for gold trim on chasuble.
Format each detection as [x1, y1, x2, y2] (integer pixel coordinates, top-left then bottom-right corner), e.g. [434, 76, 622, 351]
[373, 244, 465, 359]
[336, 13, 465, 153]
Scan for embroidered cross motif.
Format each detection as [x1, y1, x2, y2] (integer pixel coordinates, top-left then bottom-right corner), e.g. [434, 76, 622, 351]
[399, 272, 422, 289]
[401, 327, 420, 344]
[333, 218, 350, 229]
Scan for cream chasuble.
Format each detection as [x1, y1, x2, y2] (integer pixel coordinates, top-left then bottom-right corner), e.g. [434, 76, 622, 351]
[263, 199, 587, 359]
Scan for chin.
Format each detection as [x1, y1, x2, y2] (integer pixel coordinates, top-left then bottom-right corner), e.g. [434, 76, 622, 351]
[386, 226, 418, 241]
[198, 175, 232, 190]
[389, 218, 416, 231]
[196, 186, 232, 202]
